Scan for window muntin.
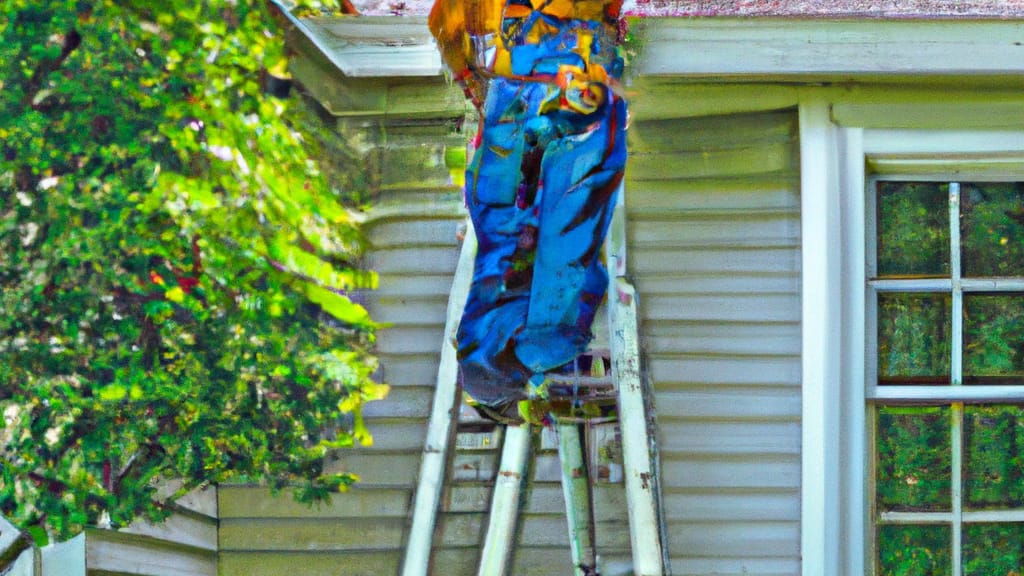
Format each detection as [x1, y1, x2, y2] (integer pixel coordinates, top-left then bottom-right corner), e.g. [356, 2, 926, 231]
[868, 179, 1024, 575]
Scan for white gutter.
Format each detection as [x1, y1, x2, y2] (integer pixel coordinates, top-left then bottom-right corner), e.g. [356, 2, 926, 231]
[284, 15, 1024, 82]
[477, 424, 532, 576]
[400, 220, 477, 576]
[296, 16, 444, 78]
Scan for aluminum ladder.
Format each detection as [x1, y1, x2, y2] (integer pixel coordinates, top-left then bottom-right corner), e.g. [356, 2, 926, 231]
[401, 195, 667, 576]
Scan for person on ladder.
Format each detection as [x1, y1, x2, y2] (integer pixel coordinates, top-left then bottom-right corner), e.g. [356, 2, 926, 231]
[428, 0, 629, 425]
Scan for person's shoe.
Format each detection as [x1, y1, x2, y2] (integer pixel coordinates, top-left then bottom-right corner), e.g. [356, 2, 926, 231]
[517, 398, 551, 426]
[470, 401, 525, 426]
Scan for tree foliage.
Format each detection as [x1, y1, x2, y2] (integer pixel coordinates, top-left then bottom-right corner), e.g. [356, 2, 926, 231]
[0, 0, 385, 544]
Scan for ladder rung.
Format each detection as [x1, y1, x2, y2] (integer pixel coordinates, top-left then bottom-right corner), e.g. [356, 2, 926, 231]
[545, 374, 614, 388]
[550, 415, 618, 425]
[547, 389, 618, 407]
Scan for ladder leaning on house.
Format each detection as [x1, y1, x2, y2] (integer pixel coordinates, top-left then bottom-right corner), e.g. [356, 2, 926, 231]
[400, 191, 668, 576]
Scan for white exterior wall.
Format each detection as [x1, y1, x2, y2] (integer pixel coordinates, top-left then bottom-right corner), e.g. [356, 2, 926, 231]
[628, 108, 803, 575]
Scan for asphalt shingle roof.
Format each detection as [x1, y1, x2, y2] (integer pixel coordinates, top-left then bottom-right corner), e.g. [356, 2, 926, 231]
[351, 0, 1024, 18]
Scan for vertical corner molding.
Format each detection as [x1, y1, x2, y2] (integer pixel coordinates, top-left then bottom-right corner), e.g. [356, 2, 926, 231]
[798, 97, 843, 576]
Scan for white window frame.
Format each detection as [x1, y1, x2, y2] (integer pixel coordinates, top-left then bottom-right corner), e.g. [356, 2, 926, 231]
[799, 100, 1024, 576]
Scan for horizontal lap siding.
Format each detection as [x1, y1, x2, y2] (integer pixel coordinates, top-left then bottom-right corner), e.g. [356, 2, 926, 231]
[430, 483, 631, 576]
[85, 529, 218, 576]
[437, 426, 630, 575]
[626, 109, 802, 575]
[83, 487, 218, 575]
[507, 476, 630, 575]
[219, 119, 467, 574]
[364, 131, 483, 574]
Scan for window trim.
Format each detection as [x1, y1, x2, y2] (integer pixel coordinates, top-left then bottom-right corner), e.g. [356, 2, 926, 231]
[802, 112, 1024, 576]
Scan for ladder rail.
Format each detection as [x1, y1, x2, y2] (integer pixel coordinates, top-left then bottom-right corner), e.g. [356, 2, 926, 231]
[557, 422, 598, 576]
[401, 219, 477, 576]
[405, 187, 668, 575]
[477, 424, 532, 576]
[605, 190, 669, 576]
[608, 278, 666, 575]
[474, 189, 670, 576]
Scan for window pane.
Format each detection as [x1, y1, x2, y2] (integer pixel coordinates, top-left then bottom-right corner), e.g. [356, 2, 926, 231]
[964, 405, 1024, 509]
[877, 406, 952, 512]
[878, 524, 951, 576]
[964, 295, 1024, 385]
[878, 293, 952, 385]
[963, 523, 1024, 576]
[877, 181, 951, 277]
[961, 182, 1024, 277]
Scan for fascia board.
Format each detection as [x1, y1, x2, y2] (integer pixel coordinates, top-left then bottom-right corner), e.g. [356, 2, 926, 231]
[634, 18, 1024, 78]
[295, 16, 444, 78]
[288, 16, 1024, 80]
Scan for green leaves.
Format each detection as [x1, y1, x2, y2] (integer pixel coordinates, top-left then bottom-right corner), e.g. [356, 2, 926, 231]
[0, 0, 379, 541]
[306, 284, 374, 327]
[97, 384, 129, 402]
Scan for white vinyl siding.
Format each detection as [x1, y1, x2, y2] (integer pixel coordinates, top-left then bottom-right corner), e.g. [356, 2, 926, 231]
[218, 107, 468, 574]
[627, 107, 803, 575]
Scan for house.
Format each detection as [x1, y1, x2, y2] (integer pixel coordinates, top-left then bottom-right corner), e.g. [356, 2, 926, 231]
[218, 9, 1024, 575]
[9, 6, 1024, 576]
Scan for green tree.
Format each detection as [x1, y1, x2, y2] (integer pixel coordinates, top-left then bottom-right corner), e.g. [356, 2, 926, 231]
[0, 0, 384, 545]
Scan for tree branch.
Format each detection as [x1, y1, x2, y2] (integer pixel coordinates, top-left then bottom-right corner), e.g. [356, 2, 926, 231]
[25, 28, 82, 109]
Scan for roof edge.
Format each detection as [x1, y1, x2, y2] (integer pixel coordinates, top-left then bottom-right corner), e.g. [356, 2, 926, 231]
[285, 15, 1024, 80]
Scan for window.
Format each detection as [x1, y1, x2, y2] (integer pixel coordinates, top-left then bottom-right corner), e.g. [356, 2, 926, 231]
[801, 117, 1024, 575]
[867, 178, 1024, 575]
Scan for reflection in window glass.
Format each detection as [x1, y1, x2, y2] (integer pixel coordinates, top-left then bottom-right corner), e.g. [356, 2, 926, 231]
[963, 523, 1024, 576]
[877, 406, 952, 512]
[961, 182, 1024, 278]
[872, 177, 1024, 572]
[964, 405, 1024, 509]
[878, 293, 951, 384]
[964, 295, 1024, 385]
[877, 181, 951, 277]
[878, 524, 951, 576]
